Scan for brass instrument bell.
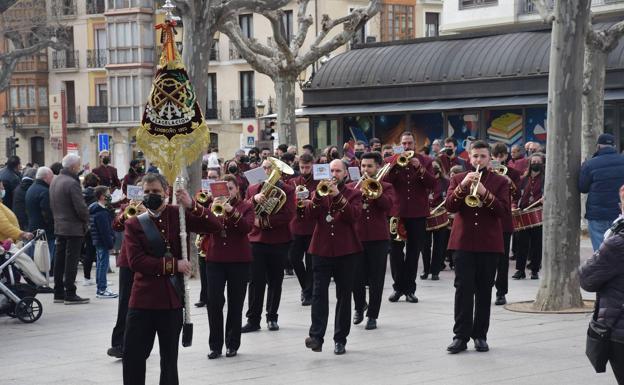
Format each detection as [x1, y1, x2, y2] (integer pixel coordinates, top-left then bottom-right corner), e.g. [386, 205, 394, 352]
[464, 165, 483, 208]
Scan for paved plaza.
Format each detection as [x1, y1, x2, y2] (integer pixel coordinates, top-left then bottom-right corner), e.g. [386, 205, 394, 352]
[0, 238, 616, 385]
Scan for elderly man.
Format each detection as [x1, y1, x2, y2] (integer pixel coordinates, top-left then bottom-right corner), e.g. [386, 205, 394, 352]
[26, 167, 55, 262]
[509, 145, 529, 175]
[50, 154, 90, 304]
[92, 150, 120, 191]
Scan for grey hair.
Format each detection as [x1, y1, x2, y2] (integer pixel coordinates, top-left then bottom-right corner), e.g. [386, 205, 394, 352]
[36, 166, 53, 180]
[61, 154, 81, 168]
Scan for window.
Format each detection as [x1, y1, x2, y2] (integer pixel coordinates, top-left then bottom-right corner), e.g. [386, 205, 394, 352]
[280, 10, 293, 43]
[460, 0, 498, 9]
[381, 4, 414, 42]
[240, 71, 255, 118]
[109, 75, 143, 122]
[108, 22, 140, 64]
[107, 0, 151, 9]
[239, 14, 253, 39]
[207, 73, 217, 108]
[425, 13, 439, 37]
[38, 87, 48, 107]
[96, 84, 108, 106]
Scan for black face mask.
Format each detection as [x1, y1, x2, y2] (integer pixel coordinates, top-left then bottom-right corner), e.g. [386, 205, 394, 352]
[354, 151, 364, 159]
[443, 148, 454, 156]
[228, 165, 238, 174]
[135, 167, 144, 174]
[102, 157, 111, 165]
[383, 152, 393, 158]
[143, 193, 164, 211]
[331, 151, 340, 160]
[530, 163, 542, 172]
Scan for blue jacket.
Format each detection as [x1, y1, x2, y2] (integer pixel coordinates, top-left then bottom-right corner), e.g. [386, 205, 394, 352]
[25, 179, 54, 235]
[89, 202, 115, 250]
[579, 147, 624, 221]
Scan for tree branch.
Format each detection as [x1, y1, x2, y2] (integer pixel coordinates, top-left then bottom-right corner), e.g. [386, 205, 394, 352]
[291, 0, 313, 53]
[533, 0, 555, 24]
[221, 17, 277, 76]
[220, 13, 276, 58]
[261, 9, 294, 62]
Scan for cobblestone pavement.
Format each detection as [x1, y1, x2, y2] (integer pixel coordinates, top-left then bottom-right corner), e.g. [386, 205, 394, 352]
[0, 238, 616, 385]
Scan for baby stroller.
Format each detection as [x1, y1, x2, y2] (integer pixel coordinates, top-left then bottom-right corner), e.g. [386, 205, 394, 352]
[0, 231, 47, 323]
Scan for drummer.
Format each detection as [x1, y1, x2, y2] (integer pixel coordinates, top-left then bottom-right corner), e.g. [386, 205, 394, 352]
[421, 160, 450, 281]
[512, 152, 545, 280]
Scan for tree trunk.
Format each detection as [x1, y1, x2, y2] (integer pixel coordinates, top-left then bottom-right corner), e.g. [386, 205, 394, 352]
[274, 73, 298, 147]
[581, 45, 607, 163]
[533, 0, 589, 311]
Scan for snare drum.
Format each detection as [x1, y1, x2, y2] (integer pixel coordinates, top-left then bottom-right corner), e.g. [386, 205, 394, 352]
[426, 208, 450, 231]
[512, 206, 543, 232]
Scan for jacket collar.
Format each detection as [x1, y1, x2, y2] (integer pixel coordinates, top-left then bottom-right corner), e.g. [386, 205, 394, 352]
[594, 147, 617, 157]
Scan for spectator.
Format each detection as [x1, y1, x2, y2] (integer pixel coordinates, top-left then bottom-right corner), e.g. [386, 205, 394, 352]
[50, 154, 90, 305]
[302, 144, 315, 156]
[82, 173, 100, 285]
[579, 185, 624, 384]
[50, 162, 62, 175]
[437, 137, 466, 175]
[26, 167, 55, 267]
[579, 133, 624, 251]
[0, 181, 33, 242]
[276, 144, 288, 158]
[89, 186, 118, 299]
[509, 144, 529, 174]
[260, 147, 272, 160]
[92, 150, 121, 191]
[354, 140, 366, 160]
[0, 155, 21, 209]
[381, 144, 394, 159]
[525, 141, 540, 156]
[121, 160, 144, 195]
[431, 139, 443, 157]
[12, 168, 36, 229]
[370, 138, 382, 153]
[287, 145, 297, 155]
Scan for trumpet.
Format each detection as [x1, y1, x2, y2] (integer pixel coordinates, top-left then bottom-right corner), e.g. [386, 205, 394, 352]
[491, 161, 508, 176]
[124, 201, 144, 218]
[358, 162, 392, 199]
[464, 165, 483, 208]
[397, 151, 415, 167]
[316, 177, 336, 197]
[211, 197, 230, 217]
[295, 185, 309, 208]
[195, 191, 210, 204]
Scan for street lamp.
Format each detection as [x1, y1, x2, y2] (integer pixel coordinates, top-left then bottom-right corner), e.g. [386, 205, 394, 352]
[2, 110, 25, 156]
[256, 101, 266, 117]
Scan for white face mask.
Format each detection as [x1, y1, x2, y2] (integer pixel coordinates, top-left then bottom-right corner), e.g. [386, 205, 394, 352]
[0, 190, 5, 199]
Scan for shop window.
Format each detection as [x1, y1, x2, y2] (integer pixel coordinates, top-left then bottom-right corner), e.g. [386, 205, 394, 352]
[524, 107, 547, 145]
[446, 112, 480, 160]
[484, 109, 524, 148]
[312, 118, 338, 151]
[409, 113, 444, 149]
[343, 116, 373, 145]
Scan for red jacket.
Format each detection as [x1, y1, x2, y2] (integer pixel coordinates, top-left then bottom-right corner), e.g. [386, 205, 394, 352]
[306, 184, 363, 257]
[202, 199, 255, 263]
[509, 157, 529, 175]
[112, 204, 129, 267]
[437, 154, 466, 175]
[429, 176, 450, 209]
[500, 166, 521, 233]
[445, 169, 509, 253]
[92, 165, 121, 191]
[246, 181, 295, 244]
[125, 204, 221, 310]
[519, 173, 544, 210]
[347, 180, 395, 241]
[386, 154, 437, 218]
[289, 174, 319, 236]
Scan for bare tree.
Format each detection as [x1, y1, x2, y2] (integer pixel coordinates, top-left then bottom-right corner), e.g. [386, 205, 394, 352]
[0, 0, 69, 92]
[532, 0, 589, 311]
[220, 0, 381, 147]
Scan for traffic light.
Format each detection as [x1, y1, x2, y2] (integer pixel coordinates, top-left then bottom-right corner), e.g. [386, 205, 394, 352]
[12, 137, 19, 152]
[5, 137, 19, 156]
[5, 137, 10, 156]
[262, 120, 276, 141]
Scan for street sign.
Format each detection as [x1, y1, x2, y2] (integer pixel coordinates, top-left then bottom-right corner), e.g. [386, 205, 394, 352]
[49, 94, 63, 138]
[98, 134, 110, 152]
[67, 142, 79, 156]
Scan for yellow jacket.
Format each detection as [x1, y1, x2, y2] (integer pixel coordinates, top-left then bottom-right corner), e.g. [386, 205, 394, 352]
[0, 202, 22, 241]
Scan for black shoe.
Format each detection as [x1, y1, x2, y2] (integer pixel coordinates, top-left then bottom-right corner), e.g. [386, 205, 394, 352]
[420, 273, 429, 280]
[473, 338, 489, 352]
[241, 322, 260, 333]
[107, 346, 123, 359]
[305, 336, 322, 352]
[512, 270, 526, 280]
[285, 268, 294, 276]
[267, 321, 279, 331]
[495, 295, 507, 306]
[301, 296, 312, 306]
[64, 295, 90, 305]
[194, 301, 206, 308]
[365, 318, 377, 330]
[447, 338, 467, 354]
[530, 272, 539, 280]
[53, 296, 64, 303]
[225, 348, 237, 357]
[388, 291, 402, 302]
[207, 351, 221, 359]
[334, 342, 346, 355]
[431, 275, 440, 281]
[405, 293, 419, 303]
[509, 255, 516, 260]
[353, 310, 364, 325]
[37, 286, 54, 294]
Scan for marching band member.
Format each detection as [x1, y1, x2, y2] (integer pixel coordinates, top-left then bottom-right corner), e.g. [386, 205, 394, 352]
[445, 140, 510, 354]
[512, 153, 545, 280]
[304, 159, 362, 355]
[491, 143, 521, 306]
[288, 153, 319, 306]
[349, 152, 395, 330]
[421, 160, 449, 281]
[202, 175, 255, 359]
[242, 159, 295, 333]
[387, 131, 436, 303]
[122, 173, 221, 385]
[437, 137, 467, 175]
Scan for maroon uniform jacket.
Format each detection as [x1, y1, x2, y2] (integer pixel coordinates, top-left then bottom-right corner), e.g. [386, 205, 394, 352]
[92, 165, 121, 190]
[509, 157, 529, 175]
[437, 153, 466, 175]
[125, 203, 221, 310]
[445, 169, 510, 253]
[518, 173, 544, 210]
[500, 166, 521, 233]
[306, 183, 363, 257]
[429, 176, 450, 209]
[121, 172, 144, 195]
[347, 180, 395, 242]
[289, 174, 319, 236]
[202, 198, 255, 263]
[246, 181, 295, 244]
[386, 154, 437, 218]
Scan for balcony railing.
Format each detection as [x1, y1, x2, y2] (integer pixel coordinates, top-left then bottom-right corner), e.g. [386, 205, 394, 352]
[210, 41, 219, 61]
[229, 41, 242, 60]
[87, 49, 107, 68]
[15, 58, 48, 72]
[520, 0, 619, 13]
[205, 100, 221, 120]
[230, 99, 259, 120]
[87, 0, 106, 14]
[52, 50, 79, 69]
[51, 0, 77, 18]
[88, 106, 108, 123]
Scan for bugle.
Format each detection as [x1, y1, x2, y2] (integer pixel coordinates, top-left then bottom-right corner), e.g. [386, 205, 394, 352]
[124, 201, 144, 218]
[316, 177, 336, 197]
[464, 165, 483, 208]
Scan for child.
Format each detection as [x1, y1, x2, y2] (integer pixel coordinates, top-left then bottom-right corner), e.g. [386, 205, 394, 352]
[89, 186, 118, 299]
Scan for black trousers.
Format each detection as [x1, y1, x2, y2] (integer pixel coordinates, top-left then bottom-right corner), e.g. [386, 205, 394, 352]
[111, 266, 134, 348]
[353, 240, 389, 319]
[421, 229, 449, 276]
[82, 233, 96, 279]
[611, 340, 624, 384]
[246, 242, 289, 325]
[198, 257, 207, 304]
[53, 236, 84, 298]
[309, 253, 357, 345]
[452, 251, 499, 341]
[389, 218, 426, 294]
[123, 308, 182, 385]
[495, 232, 512, 296]
[288, 234, 313, 299]
[515, 226, 543, 273]
[206, 262, 250, 353]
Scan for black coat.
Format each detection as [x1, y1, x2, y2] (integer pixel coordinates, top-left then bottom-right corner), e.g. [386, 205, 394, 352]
[579, 219, 624, 340]
[12, 178, 34, 229]
[0, 167, 20, 209]
[25, 179, 54, 235]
